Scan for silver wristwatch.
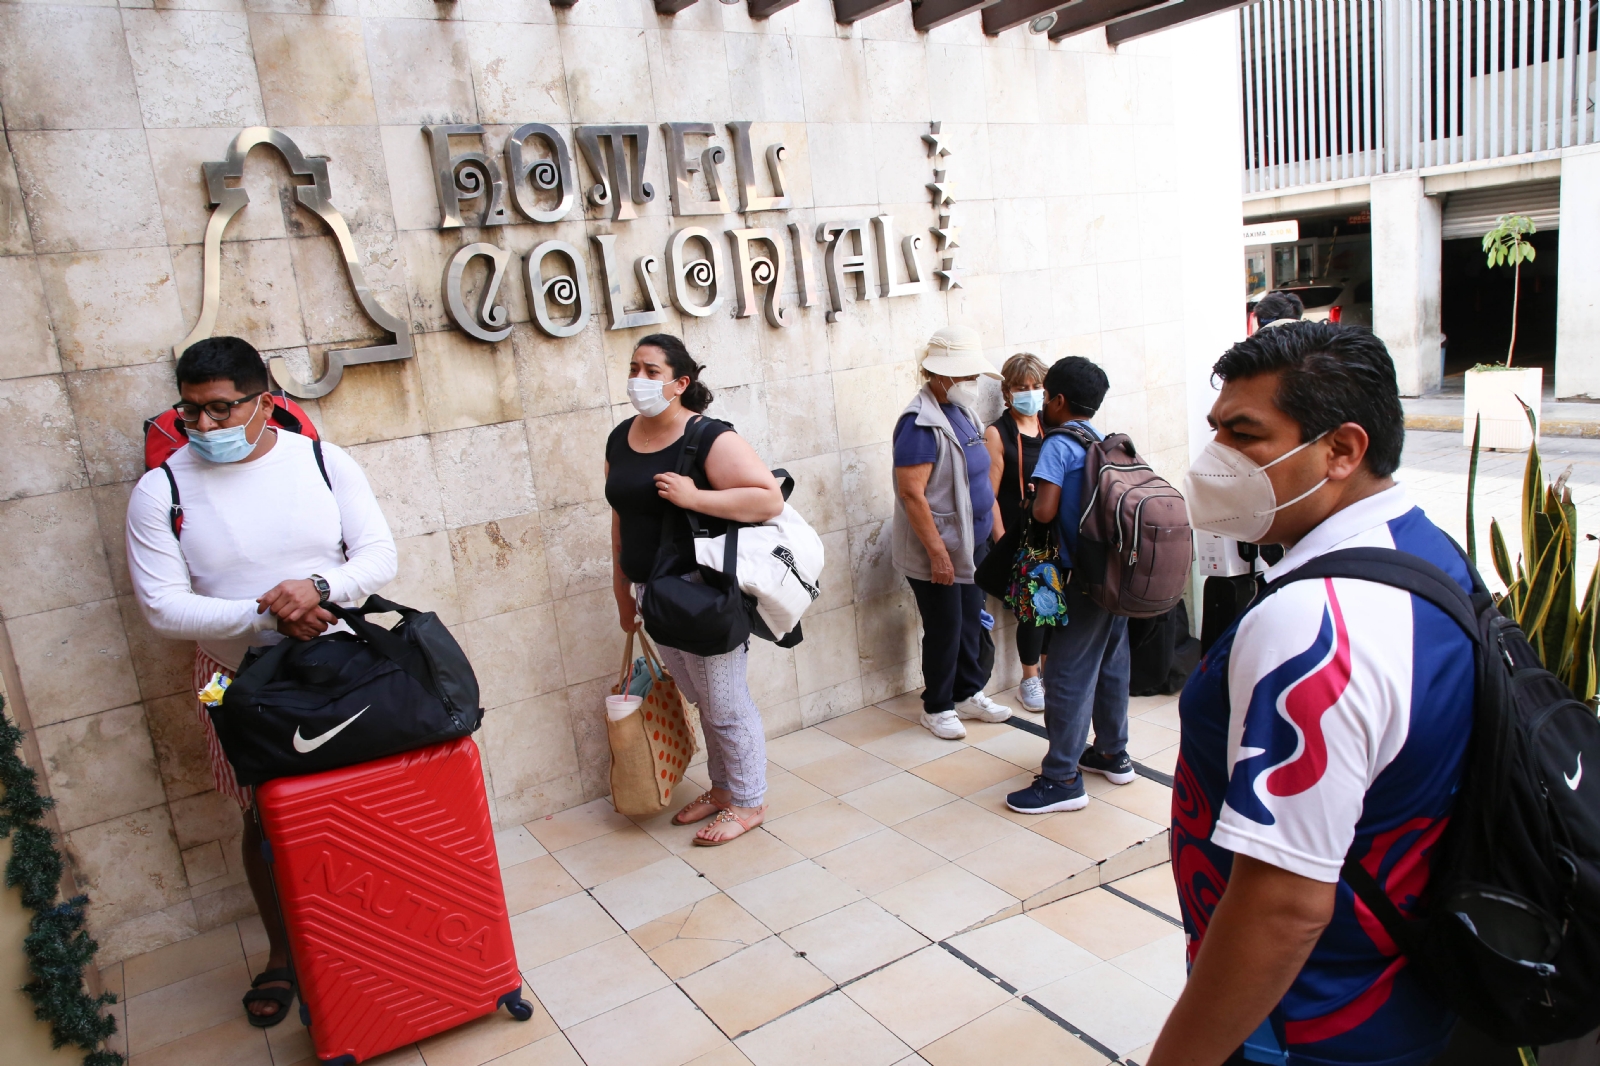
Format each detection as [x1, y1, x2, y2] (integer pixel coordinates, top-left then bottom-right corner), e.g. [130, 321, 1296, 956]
[309, 574, 331, 602]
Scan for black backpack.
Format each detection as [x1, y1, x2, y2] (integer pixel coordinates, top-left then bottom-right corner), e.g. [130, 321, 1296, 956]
[214, 595, 482, 786]
[1261, 547, 1600, 1045]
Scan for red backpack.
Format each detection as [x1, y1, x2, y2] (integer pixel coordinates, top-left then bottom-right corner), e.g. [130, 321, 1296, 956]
[143, 393, 328, 538]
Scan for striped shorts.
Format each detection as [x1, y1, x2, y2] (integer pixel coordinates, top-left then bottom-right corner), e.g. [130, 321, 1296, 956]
[194, 647, 252, 809]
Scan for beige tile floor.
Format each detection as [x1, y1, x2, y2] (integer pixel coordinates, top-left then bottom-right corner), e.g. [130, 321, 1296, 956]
[100, 688, 1186, 1066]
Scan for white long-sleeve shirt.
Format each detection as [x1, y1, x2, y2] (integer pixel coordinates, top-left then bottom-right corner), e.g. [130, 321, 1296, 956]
[126, 430, 398, 669]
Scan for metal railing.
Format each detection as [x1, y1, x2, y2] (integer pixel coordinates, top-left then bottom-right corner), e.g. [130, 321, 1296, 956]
[1242, 0, 1600, 194]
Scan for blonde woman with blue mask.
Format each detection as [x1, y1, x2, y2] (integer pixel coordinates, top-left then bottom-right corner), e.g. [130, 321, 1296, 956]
[983, 352, 1050, 711]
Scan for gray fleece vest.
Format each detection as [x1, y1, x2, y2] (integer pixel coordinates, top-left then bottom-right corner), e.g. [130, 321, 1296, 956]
[891, 386, 978, 583]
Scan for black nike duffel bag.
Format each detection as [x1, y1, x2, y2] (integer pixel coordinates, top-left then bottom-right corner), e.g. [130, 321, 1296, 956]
[212, 595, 483, 786]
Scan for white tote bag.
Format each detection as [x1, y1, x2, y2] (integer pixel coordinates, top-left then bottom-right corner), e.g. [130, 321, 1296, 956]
[694, 503, 823, 641]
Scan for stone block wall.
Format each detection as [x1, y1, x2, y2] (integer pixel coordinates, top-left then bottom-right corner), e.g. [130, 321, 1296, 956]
[0, 0, 1239, 962]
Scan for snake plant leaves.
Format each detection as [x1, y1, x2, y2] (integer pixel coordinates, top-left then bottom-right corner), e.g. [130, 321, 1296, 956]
[1489, 518, 1515, 589]
[1469, 410, 1600, 706]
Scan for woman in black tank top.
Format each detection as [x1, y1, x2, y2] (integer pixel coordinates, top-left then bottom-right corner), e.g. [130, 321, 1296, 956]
[604, 335, 783, 847]
[983, 353, 1051, 712]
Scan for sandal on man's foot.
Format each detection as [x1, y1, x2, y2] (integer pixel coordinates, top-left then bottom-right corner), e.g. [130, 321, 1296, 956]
[672, 791, 721, 826]
[242, 967, 296, 1028]
[693, 806, 765, 847]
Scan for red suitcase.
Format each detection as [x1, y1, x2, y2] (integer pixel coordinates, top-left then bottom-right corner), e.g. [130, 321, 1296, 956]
[257, 737, 532, 1064]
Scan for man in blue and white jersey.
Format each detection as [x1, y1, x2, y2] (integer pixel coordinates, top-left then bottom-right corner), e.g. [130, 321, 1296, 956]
[1148, 323, 1473, 1066]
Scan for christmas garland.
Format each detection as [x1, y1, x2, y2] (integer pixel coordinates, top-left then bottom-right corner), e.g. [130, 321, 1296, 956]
[0, 703, 123, 1065]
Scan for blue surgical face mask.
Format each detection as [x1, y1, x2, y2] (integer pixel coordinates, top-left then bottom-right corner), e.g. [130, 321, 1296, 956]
[188, 410, 266, 464]
[1010, 388, 1045, 415]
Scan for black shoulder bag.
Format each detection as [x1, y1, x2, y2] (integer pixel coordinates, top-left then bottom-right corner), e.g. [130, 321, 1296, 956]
[637, 417, 752, 657]
[213, 594, 482, 786]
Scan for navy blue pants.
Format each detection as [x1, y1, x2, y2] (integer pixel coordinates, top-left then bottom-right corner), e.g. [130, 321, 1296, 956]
[907, 543, 991, 714]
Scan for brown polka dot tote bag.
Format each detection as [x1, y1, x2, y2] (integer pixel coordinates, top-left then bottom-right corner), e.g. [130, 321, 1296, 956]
[605, 630, 700, 817]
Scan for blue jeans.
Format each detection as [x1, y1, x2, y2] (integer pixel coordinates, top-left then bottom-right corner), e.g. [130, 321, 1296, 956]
[1040, 585, 1131, 784]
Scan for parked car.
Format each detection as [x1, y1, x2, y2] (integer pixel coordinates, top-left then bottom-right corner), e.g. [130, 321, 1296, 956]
[1244, 233, 1372, 331]
[1247, 280, 1373, 331]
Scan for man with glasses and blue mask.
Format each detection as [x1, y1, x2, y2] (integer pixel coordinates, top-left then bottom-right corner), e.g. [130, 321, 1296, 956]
[1147, 322, 1472, 1066]
[125, 336, 396, 1029]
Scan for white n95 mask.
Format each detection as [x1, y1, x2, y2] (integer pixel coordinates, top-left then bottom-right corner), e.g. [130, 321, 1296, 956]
[1182, 433, 1328, 543]
[945, 380, 981, 409]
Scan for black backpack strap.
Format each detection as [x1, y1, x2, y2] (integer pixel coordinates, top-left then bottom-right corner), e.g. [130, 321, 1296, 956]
[1253, 546, 1481, 644]
[664, 416, 716, 542]
[311, 438, 332, 491]
[1339, 853, 1423, 955]
[1259, 545, 1487, 959]
[160, 462, 183, 538]
[1047, 421, 1097, 449]
[310, 437, 347, 558]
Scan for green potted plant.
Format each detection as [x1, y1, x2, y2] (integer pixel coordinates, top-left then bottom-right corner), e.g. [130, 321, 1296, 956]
[1467, 411, 1600, 704]
[1463, 214, 1541, 451]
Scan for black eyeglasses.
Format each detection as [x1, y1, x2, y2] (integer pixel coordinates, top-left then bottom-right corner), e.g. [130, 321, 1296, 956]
[172, 391, 265, 425]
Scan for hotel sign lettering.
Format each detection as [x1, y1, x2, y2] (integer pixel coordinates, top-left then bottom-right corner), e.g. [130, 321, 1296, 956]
[178, 122, 960, 398]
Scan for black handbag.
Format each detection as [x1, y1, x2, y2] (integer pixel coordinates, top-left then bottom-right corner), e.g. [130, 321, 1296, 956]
[212, 595, 482, 786]
[638, 416, 753, 657]
[974, 529, 1016, 600]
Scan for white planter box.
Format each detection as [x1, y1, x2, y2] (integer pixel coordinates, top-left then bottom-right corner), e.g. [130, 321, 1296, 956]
[1463, 367, 1542, 450]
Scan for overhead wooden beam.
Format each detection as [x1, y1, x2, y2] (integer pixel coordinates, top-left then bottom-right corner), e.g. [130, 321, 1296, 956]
[982, 0, 1074, 35]
[833, 0, 903, 22]
[1104, 0, 1244, 44]
[912, 0, 1001, 31]
[1039, 0, 1164, 39]
[748, 0, 802, 17]
[654, 0, 698, 13]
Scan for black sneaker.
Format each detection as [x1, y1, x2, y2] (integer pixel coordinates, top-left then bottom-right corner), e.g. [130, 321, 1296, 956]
[1079, 748, 1137, 785]
[1005, 774, 1088, 814]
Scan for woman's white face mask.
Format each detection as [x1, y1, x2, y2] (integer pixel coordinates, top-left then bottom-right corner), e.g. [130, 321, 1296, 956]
[627, 376, 673, 417]
[1182, 432, 1329, 543]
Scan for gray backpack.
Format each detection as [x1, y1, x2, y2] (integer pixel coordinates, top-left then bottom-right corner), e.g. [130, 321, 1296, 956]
[1052, 426, 1192, 618]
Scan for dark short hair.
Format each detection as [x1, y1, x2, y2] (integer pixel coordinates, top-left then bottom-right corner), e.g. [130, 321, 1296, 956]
[1212, 321, 1403, 477]
[635, 333, 713, 413]
[1043, 356, 1110, 416]
[176, 336, 269, 395]
[1255, 290, 1305, 325]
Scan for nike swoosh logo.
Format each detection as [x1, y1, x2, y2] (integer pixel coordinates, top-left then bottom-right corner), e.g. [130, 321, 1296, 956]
[1566, 752, 1583, 791]
[293, 706, 369, 754]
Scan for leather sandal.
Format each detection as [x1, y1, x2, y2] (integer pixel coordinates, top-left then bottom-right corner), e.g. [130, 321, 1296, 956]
[693, 806, 766, 847]
[242, 967, 296, 1028]
[672, 790, 721, 826]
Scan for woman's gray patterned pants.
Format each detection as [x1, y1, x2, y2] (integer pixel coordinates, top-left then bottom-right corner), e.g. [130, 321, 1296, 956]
[656, 642, 768, 808]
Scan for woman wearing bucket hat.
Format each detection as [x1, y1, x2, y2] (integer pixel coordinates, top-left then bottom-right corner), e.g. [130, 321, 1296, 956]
[892, 325, 1012, 740]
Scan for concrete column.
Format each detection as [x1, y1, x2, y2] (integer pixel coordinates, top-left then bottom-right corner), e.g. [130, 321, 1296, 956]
[1172, 10, 1246, 464]
[1371, 174, 1443, 396]
[1556, 145, 1600, 399]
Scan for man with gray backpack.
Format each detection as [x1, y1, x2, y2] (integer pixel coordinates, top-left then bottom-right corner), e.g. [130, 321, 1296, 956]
[1009, 358, 1142, 813]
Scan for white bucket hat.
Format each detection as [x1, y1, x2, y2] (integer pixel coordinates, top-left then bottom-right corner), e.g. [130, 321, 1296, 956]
[920, 325, 1000, 379]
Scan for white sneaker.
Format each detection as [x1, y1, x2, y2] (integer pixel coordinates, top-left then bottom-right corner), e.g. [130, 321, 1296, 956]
[955, 691, 1012, 723]
[1019, 677, 1045, 712]
[920, 710, 967, 739]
